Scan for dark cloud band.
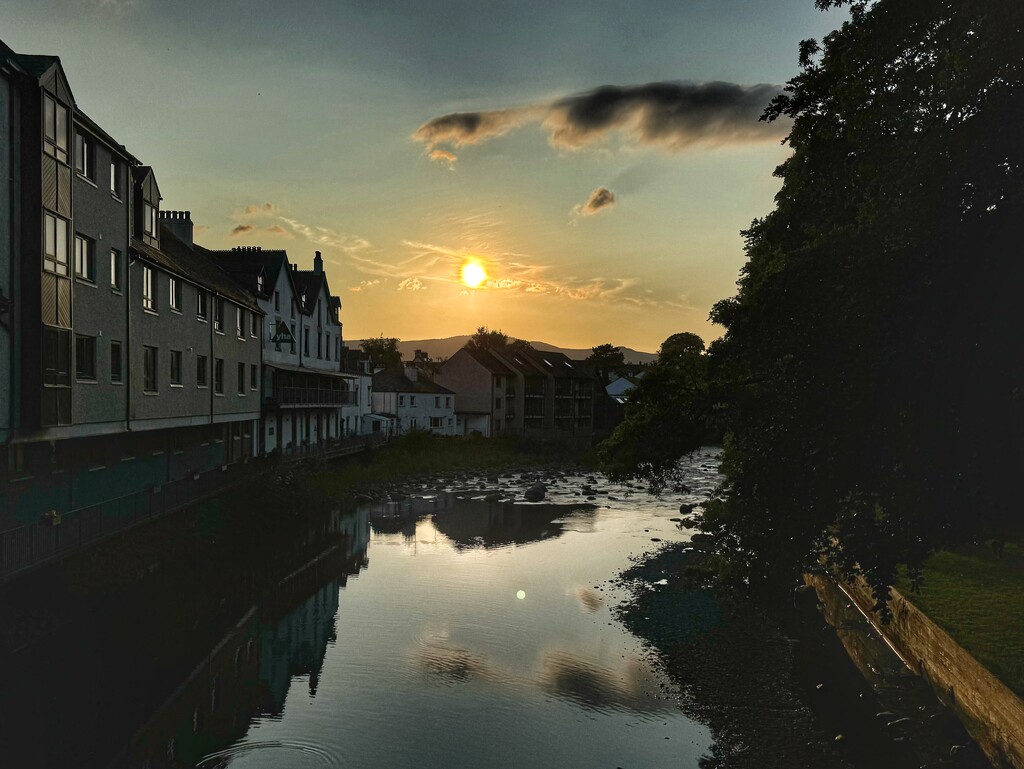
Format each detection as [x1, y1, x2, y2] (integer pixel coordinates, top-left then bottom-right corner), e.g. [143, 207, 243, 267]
[413, 81, 787, 161]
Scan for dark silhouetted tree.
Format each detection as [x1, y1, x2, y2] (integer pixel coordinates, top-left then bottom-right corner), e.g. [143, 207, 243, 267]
[587, 344, 626, 385]
[360, 335, 402, 370]
[702, 0, 1024, 609]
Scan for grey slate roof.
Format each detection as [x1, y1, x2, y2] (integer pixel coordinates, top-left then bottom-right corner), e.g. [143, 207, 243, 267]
[135, 225, 262, 313]
[372, 370, 454, 395]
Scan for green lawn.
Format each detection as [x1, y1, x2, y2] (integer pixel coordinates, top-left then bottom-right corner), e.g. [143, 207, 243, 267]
[896, 542, 1024, 697]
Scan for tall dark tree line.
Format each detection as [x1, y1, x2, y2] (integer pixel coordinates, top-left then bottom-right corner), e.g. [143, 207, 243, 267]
[703, 0, 1024, 606]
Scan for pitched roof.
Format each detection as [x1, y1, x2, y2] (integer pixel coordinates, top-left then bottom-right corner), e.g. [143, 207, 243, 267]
[519, 348, 594, 380]
[458, 347, 515, 377]
[208, 248, 289, 300]
[372, 369, 454, 395]
[136, 225, 261, 312]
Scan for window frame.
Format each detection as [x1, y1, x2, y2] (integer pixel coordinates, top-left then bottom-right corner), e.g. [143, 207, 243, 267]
[110, 159, 122, 199]
[143, 346, 158, 393]
[237, 362, 245, 395]
[142, 265, 156, 312]
[214, 297, 224, 333]
[43, 213, 70, 276]
[197, 355, 208, 388]
[169, 276, 181, 312]
[110, 340, 123, 384]
[43, 94, 69, 165]
[250, 364, 257, 391]
[197, 289, 208, 321]
[110, 248, 122, 292]
[75, 334, 97, 381]
[74, 234, 95, 282]
[214, 358, 224, 395]
[170, 350, 183, 386]
[74, 132, 94, 180]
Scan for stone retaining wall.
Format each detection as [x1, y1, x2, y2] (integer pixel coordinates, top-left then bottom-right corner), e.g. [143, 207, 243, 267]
[841, 576, 1024, 768]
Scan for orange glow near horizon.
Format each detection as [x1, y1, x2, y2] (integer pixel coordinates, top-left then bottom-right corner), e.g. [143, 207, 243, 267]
[460, 260, 487, 289]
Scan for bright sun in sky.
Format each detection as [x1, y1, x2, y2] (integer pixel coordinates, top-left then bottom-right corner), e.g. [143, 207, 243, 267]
[461, 261, 488, 289]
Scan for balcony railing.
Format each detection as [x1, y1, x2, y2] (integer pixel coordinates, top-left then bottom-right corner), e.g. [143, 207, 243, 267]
[278, 387, 354, 406]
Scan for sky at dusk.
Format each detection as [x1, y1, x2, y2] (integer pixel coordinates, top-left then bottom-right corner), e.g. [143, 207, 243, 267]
[3, 0, 846, 352]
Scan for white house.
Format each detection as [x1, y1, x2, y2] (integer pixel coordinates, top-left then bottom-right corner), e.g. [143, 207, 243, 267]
[371, 367, 457, 436]
[340, 346, 374, 437]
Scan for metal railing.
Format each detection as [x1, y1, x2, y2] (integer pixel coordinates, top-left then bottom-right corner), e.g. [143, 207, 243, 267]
[277, 387, 354, 406]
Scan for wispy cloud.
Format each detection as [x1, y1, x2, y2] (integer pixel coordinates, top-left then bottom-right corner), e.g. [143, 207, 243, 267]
[413, 81, 788, 162]
[349, 279, 381, 292]
[398, 277, 426, 291]
[572, 187, 616, 219]
[401, 239, 694, 310]
[230, 224, 254, 236]
[266, 224, 291, 236]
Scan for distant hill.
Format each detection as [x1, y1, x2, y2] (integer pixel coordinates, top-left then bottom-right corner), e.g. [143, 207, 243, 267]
[348, 335, 657, 364]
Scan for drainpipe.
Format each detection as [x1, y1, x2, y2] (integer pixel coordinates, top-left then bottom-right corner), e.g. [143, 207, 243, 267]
[125, 173, 133, 434]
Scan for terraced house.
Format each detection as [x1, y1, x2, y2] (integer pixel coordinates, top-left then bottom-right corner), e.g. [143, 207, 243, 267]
[0, 41, 263, 575]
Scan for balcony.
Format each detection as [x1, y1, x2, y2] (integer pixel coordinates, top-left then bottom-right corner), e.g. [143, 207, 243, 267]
[278, 387, 354, 407]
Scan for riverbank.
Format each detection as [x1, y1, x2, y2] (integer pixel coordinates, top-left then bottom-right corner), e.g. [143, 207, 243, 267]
[614, 542, 991, 769]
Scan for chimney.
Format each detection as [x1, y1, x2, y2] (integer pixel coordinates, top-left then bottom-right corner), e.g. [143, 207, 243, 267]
[404, 366, 419, 382]
[159, 210, 194, 247]
[313, 251, 323, 274]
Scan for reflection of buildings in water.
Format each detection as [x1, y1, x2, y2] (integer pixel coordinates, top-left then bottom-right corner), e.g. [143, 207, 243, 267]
[257, 578, 341, 714]
[108, 520, 369, 769]
[107, 609, 263, 769]
[432, 500, 596, 549]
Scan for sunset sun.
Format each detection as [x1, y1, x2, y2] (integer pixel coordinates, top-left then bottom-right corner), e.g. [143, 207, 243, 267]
[460, 260, 487, 289]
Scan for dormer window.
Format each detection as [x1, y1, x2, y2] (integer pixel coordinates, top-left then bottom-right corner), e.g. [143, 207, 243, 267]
[257, 272, 265, 292]
[301, 291, 307, 307]
[143, 202, 157, 237]
[43, 94, 69, 164]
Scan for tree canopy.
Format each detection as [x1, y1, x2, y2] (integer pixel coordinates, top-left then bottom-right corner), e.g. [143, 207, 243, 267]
[702, 0, 1024, 606]
[587, 344, 626, 385]
[465, 326, 534, 353]
[597, 332, 716, 491]
[360, 335, 403, 371]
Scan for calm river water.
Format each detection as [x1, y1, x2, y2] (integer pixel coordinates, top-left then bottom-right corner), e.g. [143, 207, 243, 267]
[188, 452, 722, 769]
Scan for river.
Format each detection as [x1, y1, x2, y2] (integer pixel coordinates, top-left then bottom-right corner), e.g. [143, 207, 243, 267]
[0, 447, 988, 768]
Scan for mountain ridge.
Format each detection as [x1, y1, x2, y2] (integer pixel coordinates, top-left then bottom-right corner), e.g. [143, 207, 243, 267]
[348, 335, 657, 364]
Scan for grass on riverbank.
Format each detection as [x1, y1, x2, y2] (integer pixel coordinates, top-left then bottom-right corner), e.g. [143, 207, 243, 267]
[311, 433, 590, 498]
[896, 542, 1024, 697]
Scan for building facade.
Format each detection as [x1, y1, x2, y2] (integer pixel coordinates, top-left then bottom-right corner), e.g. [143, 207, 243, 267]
[211, 246, 353, 456]
[0, 41, 262, 533]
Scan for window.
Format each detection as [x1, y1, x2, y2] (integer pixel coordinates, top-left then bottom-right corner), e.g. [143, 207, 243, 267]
[250, 364, 257, 391]
[110, 160, 121, 198]
[43, 213, 69, 275]
[214, 298, 224, 332]
[143, 266, 155, 311]
[290, 322, 296, 350]
[410, 396, 416, 407]
[110, 249, 122, 291]
[214, 358, 224, 394]
[495, 397, 502, 409]
[250, 312, 258, 338]
[197, 290, 208, 320]
[434, 396, 440, 408]
[236, 308, 244, 338]
[446, 397, 451, 408]
[274, 291, 280, 311]
[169, 277, 181, 311]
[290, 299, 295, 318]
[237, 362, 245, 395]
[430, 417, 443, 429]
[43, 94, 69, 164]
[143, 202, 157, 237]
[110, 341, 123, 383]
[74, 235, 95, 282]
[317, 331, 322, 359]
[257, 273, 264, 292]
[197, 355, 208, 387]
[74, 132, 93, 179]
[43, 327, 71, 386]
[170, 350, 183, 385]
[398, 395, 404, 407]
[75, 335, 96, 380]
[143, 346, 158, 392]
